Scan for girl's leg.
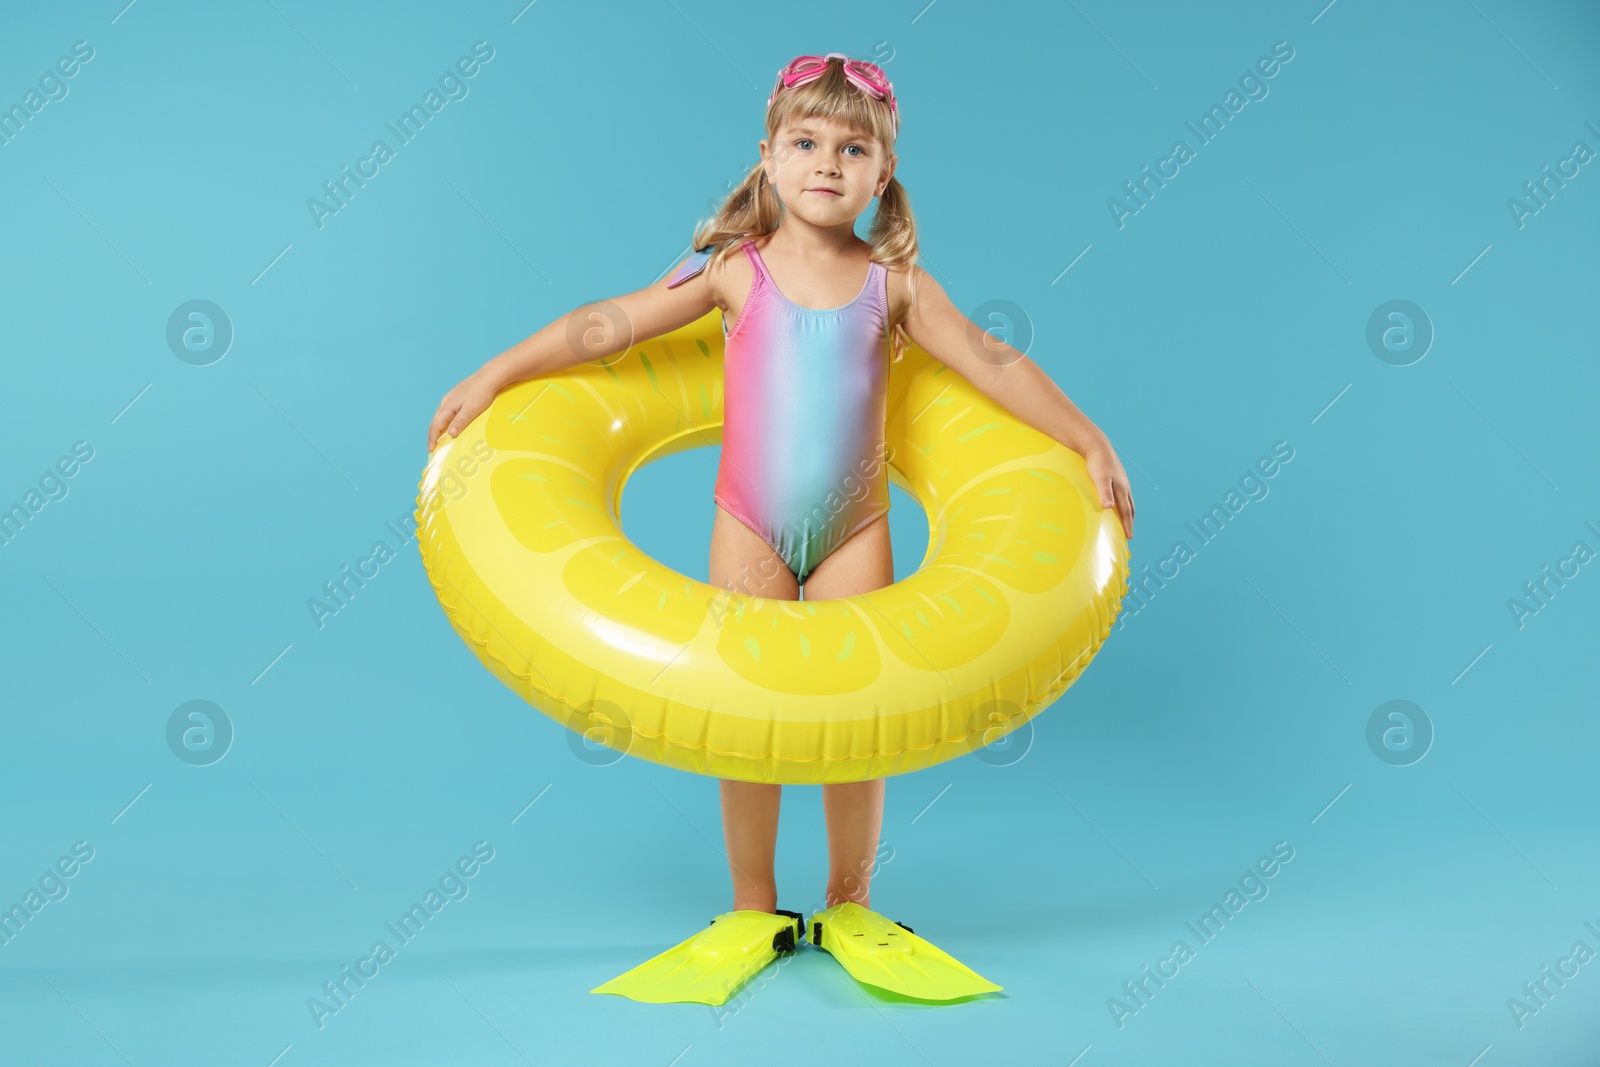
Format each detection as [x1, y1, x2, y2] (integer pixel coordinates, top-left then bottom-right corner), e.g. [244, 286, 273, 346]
[720, 779, 781, 911]
[820, 779, 885, 907]
[802, 512, 895, 909]
[709, 504, 799, 911]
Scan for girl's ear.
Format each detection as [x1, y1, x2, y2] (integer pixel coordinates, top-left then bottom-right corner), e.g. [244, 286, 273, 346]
[876, 152, 897, 196]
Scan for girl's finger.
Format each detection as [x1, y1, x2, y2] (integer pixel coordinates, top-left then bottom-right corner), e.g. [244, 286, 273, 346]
[1111, 480, 1132, 538]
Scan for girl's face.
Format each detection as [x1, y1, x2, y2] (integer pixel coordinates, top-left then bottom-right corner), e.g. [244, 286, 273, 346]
[760, 115, 895, 228]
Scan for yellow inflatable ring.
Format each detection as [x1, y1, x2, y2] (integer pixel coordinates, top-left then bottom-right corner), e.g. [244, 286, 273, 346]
[415, 309, 1129, 784]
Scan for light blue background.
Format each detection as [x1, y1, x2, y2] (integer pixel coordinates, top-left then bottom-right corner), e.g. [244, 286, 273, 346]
[2, 1, 1597, 1064]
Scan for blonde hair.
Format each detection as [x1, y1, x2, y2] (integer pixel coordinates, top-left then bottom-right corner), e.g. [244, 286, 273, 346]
[689, 55, 920, 362]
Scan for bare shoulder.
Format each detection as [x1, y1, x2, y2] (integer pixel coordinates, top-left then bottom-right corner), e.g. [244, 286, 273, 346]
[663, 243, 745, 318]
[689, 241, 761, 328]
[707, 242, 754, 314]
[884, 262, 945, 329]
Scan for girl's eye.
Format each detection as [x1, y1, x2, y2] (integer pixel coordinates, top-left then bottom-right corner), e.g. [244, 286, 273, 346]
[795, 139, 814, 151]
[844, 145, 863, 156]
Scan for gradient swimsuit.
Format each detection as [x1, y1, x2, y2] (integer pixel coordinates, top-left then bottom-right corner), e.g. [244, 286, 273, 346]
[667, 239, 891, 584]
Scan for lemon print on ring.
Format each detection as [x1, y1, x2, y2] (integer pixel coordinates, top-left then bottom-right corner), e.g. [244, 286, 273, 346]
[415, 310, 1129, 784]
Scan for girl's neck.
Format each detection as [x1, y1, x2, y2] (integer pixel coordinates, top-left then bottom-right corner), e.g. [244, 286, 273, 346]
[765, 218, 866, 259]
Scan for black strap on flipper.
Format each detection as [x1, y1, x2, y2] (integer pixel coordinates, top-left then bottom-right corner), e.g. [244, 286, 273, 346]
[773, 908, 804, 952]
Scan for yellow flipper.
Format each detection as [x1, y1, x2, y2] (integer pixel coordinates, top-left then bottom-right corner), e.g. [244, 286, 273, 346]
[809, 902, 1002, 1001]
[590, 909, 804, 1006]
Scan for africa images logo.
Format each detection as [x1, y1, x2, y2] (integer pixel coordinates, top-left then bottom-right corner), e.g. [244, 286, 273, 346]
[306, 41, 495, 229]
[306, 841, 495, 1029]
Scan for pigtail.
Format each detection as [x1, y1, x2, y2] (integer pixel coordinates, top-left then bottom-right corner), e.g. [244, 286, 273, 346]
[687, 162, 784, 276]
[867, 176, 920, 364]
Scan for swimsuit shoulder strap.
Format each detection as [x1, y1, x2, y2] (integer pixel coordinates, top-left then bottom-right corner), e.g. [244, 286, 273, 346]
[739, 238, 770, 280]
[866, 258, 889, 325]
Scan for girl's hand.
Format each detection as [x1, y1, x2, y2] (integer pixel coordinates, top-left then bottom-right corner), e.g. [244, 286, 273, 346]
[427, 372, 501, 452]
[1085, 441, 1134, 540]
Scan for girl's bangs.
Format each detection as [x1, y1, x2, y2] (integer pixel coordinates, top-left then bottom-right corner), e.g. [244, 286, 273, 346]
[770, 68, 895, 146]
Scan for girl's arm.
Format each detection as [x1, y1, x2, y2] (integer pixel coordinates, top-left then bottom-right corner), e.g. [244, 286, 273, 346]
[899, 267, 1135, 539]
[427, 255, 717, 451]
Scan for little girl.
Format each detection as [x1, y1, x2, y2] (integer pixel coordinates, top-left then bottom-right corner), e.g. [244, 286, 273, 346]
[428, 52, 1134, 1005]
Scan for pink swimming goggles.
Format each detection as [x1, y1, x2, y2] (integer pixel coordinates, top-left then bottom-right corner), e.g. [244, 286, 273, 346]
[768, 52, 899, 133]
